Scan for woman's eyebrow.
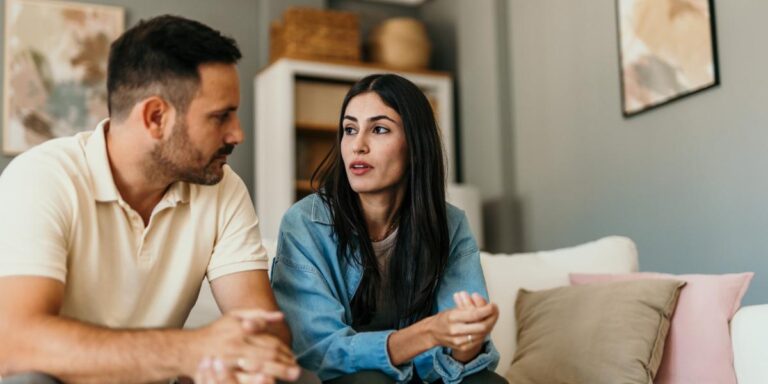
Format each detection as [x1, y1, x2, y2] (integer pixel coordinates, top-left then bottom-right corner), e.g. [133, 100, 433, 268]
[369, 115, 396, 123]
[343, 115, 396, 123]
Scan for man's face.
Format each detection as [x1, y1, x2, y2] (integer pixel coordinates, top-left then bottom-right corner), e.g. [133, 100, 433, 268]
[151, 63, 243, 185]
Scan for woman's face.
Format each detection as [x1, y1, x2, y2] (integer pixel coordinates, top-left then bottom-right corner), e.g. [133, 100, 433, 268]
[341, 92, 408, 197]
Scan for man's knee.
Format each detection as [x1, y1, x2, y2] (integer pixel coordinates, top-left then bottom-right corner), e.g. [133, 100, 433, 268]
[0, 372, 62, 384]
[323, 370, 394, 384]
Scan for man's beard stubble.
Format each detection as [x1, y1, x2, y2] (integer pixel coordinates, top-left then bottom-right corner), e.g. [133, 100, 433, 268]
[148, 120, 235, 186]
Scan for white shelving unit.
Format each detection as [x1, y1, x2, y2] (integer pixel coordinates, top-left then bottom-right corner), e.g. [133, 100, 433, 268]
[254, 58, 454, 240]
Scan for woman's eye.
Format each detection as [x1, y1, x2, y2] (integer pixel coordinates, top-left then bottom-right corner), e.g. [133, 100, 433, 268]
[373, 126, 390, 134]
[343, 126, 357, 135]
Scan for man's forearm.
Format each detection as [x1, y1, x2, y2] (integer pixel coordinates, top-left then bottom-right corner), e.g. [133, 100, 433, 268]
[0, 315, 201, 383]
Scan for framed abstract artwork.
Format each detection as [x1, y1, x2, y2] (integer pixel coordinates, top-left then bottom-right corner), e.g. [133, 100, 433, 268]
[3, 0, 124, 154]
[616, 0, 719, 117]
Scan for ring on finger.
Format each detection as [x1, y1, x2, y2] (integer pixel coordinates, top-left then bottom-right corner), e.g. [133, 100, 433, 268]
[467, 334, 473, 343]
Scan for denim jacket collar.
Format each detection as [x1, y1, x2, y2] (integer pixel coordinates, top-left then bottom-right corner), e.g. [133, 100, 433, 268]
[310, 195, 334, 225]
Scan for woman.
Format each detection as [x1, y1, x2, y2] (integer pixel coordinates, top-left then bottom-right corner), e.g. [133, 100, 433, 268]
[271, 74, 505, 384]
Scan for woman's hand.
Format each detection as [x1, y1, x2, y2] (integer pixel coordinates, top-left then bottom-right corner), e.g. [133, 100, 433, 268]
[452, 292, 499, 354]
[427, 293, 498, 353]
[423, 291, 499, 363]
[387, 292, 499, 366]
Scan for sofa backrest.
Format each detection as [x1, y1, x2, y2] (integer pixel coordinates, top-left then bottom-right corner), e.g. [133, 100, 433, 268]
[481, 236, 639, 374]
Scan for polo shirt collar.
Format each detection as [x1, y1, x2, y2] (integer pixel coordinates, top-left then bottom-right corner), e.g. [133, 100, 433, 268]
[162, 181, 191, 206]
[85, 119, 190, 205]
[85, 119, 120, 202]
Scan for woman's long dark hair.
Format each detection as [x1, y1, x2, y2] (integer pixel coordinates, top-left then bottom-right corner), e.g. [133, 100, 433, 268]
[311, 74, 449, 328]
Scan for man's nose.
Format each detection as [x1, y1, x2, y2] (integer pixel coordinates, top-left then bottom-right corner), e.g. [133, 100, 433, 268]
[226, 117, 244, 145]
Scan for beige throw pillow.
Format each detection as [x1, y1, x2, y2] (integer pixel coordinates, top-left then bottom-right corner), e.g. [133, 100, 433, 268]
[506, 279, 685, 384]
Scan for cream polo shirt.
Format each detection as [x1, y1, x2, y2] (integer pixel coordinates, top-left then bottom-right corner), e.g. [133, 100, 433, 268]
[0, 120, 267, 329]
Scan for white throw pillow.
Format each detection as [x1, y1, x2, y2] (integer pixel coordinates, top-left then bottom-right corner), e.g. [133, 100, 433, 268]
[481, 236, 639, 374]
[732, 304, 768, 384]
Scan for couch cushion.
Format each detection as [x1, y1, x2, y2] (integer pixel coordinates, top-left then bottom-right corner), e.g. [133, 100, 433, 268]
[506, 279, 685, 384]
[481, 236, 639, 373]
[571, 272, 753, 384]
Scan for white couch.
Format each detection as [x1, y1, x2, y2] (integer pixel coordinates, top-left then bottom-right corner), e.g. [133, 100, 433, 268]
[186, 236, 767, 382]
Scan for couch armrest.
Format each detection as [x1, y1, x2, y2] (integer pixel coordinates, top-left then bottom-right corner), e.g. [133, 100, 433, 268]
[732, 304, 768, 384]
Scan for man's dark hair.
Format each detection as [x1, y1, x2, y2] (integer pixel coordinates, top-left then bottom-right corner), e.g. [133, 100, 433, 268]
[107, 15, 242, 121]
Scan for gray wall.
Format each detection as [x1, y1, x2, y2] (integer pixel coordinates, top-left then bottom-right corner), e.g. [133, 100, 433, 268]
[506, 0, 768, 304]
[421, 0, 520, 251]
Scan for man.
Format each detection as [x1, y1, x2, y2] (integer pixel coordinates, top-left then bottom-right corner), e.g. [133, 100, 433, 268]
[0, 15, 300, 384]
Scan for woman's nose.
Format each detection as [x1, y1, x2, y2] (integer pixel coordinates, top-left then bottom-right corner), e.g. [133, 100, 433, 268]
[352, 135, 368, 154]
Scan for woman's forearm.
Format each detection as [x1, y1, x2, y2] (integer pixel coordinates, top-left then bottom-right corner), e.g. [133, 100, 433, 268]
[386, 316, 437, 365]
[388, 321, 482, 365]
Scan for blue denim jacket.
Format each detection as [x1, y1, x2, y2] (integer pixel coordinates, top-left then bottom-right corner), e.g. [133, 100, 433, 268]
[270, 194, 499, 383]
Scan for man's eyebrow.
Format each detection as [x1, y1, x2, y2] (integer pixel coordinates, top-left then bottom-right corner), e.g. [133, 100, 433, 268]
[209, 106, 238, 115]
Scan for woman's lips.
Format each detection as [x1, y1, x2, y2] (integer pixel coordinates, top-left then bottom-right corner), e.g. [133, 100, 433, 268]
[349, 161, 372, 176]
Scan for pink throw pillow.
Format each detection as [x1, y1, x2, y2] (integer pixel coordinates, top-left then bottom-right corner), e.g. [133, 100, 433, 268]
[570, 272, 753, 384]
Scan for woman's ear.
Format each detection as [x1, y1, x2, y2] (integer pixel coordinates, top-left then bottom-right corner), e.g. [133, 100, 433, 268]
[139, 96, 174, 140]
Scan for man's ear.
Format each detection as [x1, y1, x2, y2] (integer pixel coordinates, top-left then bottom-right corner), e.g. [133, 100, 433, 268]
[140, 96, 174, 140]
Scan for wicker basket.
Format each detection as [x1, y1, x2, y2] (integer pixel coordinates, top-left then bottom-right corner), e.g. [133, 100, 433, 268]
[270, 7, 361, 63]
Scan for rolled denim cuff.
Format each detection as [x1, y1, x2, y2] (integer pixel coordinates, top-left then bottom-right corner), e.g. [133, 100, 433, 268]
[433, 339, 500, 384]
[349, 330, 414, 382]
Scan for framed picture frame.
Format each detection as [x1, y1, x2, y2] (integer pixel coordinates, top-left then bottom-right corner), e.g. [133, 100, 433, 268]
[616, 0, 719, 117]
[3, 0, 124, 155]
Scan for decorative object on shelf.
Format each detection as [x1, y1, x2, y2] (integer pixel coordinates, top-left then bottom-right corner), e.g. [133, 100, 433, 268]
[616, 0, 719, 117]
[2, 0, 124, 155]
[446, 183, 484, 249]
[269, 7, 360, 63]
[368, 17, 431, 70]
